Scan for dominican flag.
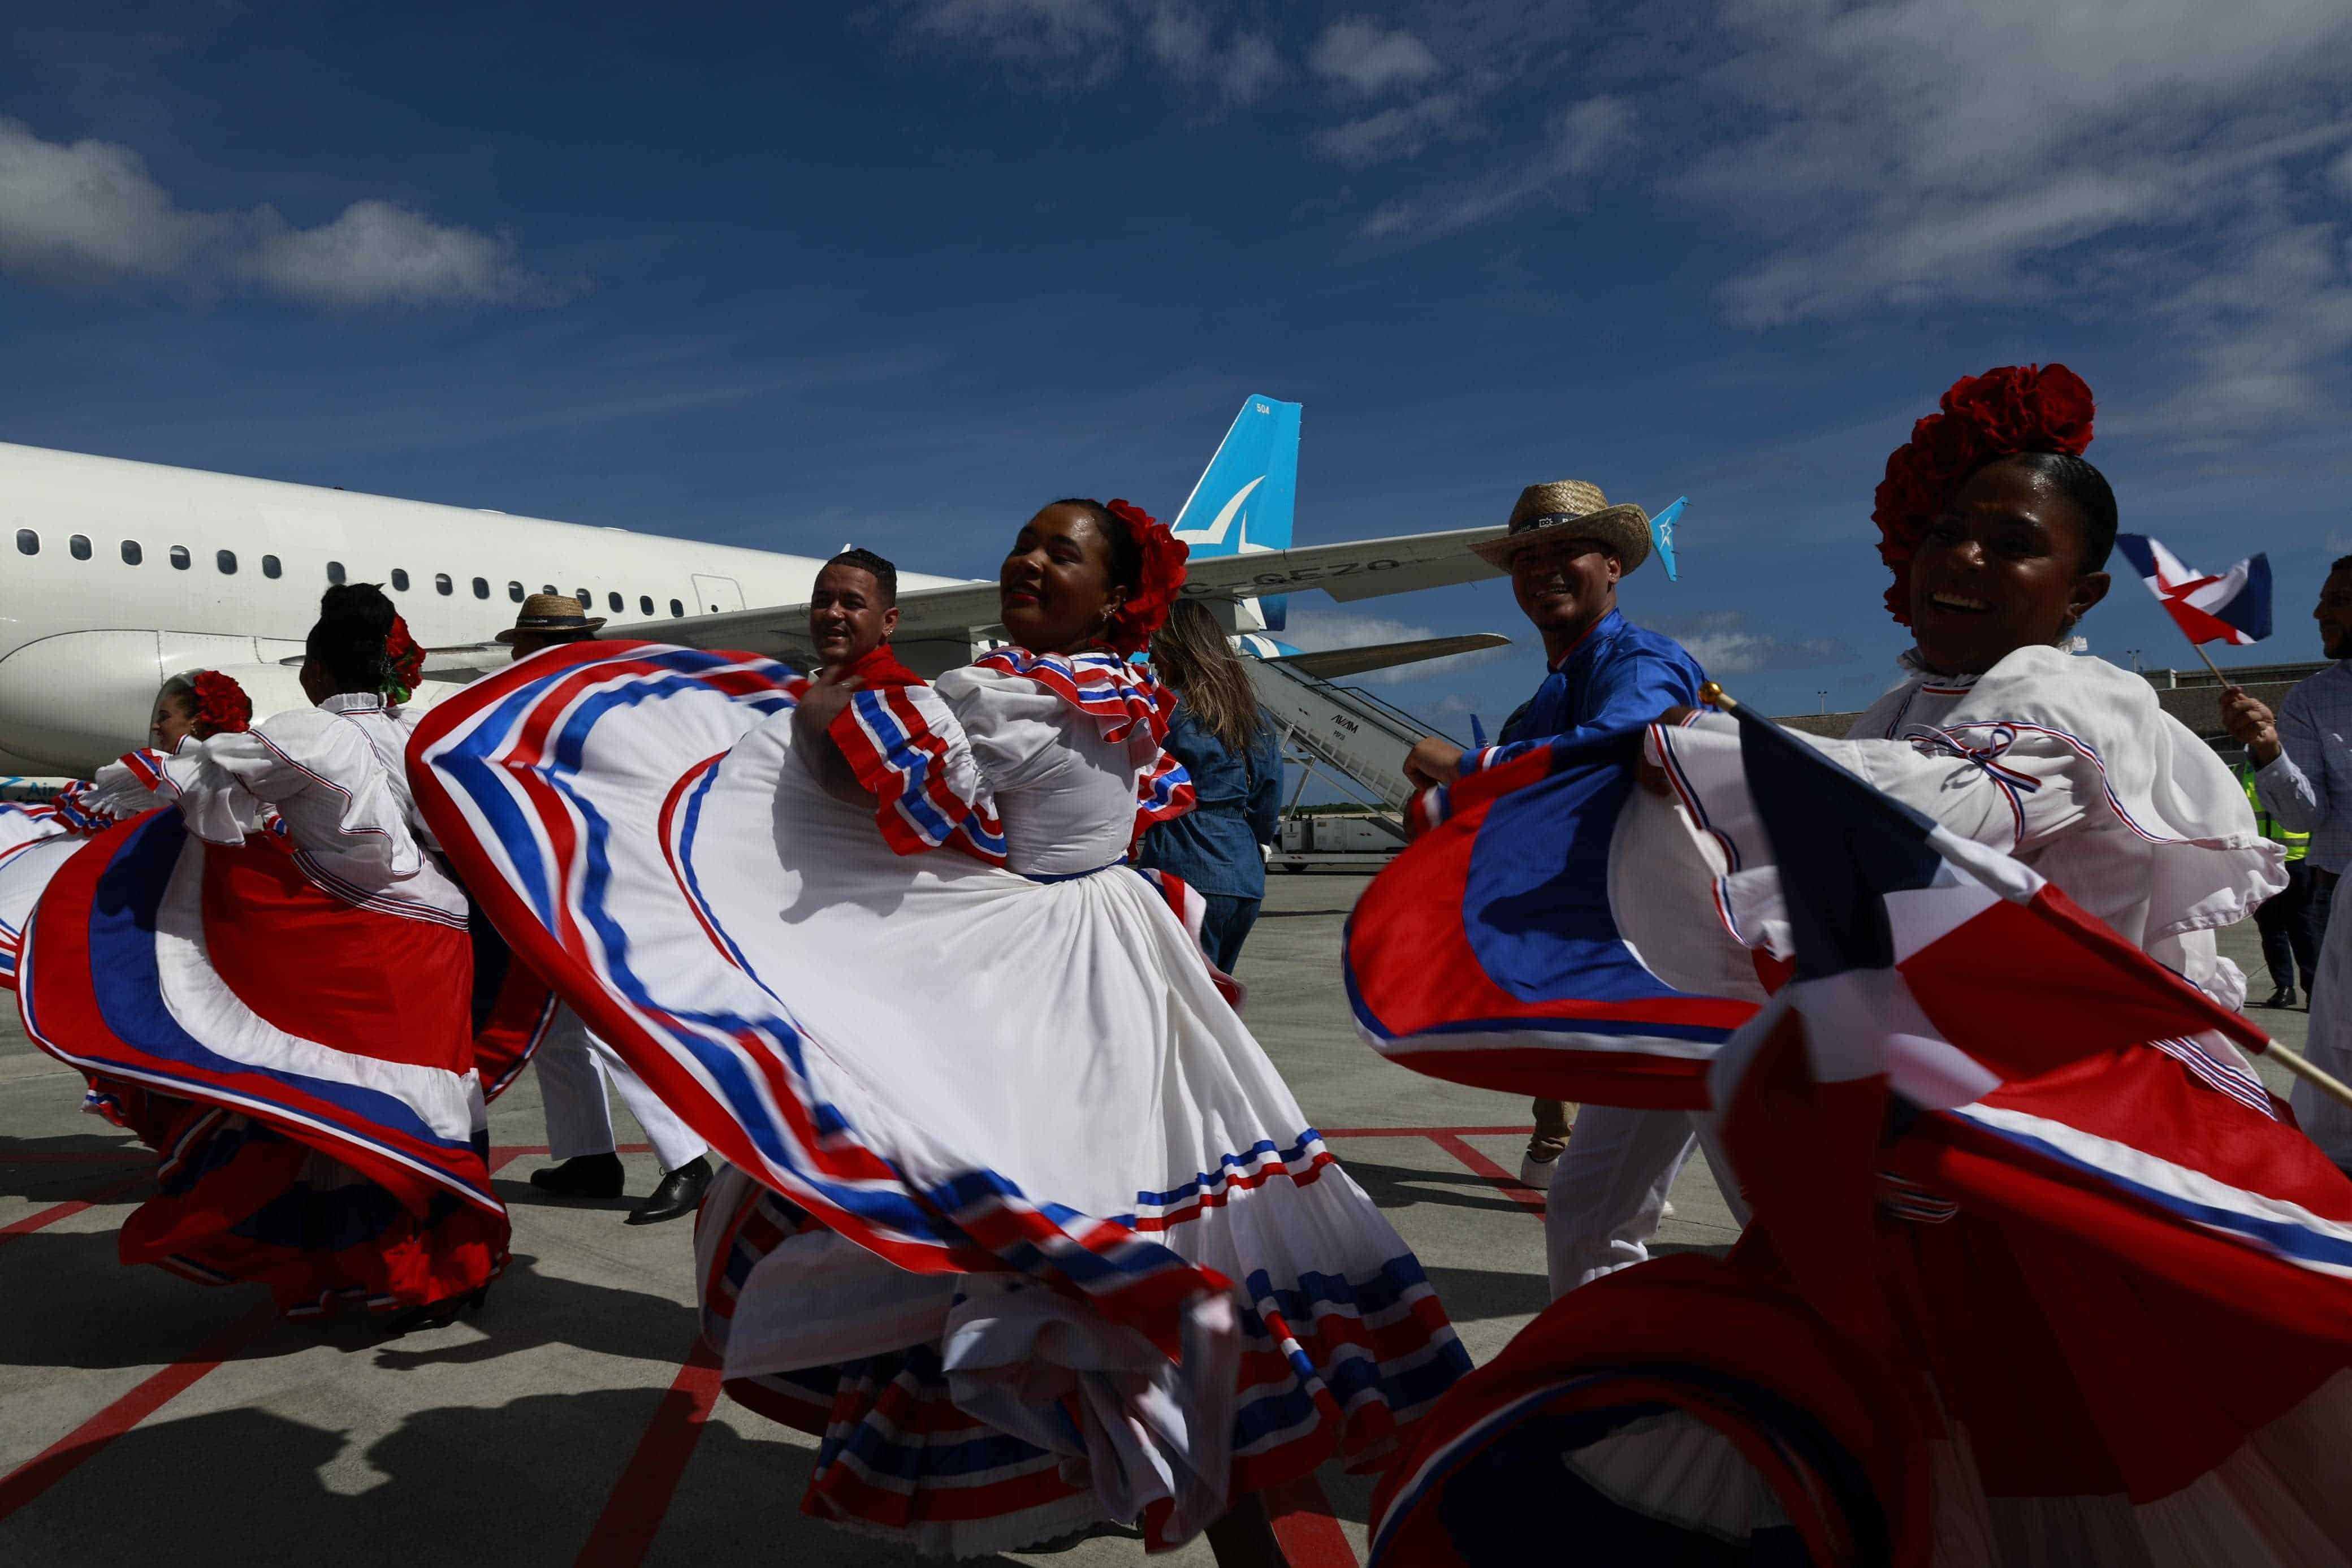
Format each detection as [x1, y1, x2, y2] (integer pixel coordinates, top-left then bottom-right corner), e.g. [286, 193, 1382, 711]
[1653, 698, 2276, 1112]
[1346, 728, 1760, 1111]
[2114, 532, 2272, 647]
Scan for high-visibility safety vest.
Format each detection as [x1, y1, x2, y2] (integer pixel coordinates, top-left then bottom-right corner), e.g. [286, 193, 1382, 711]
[2242, 763, 2310, 863]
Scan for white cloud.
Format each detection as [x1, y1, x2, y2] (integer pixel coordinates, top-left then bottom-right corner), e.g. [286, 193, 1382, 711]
[0, 117, 557, 308]
[1145, 7, 1285, 108]
[888, 1, 1281, 103]
[1283, 607, 1513, 685]
[897, 0, 1127, 86]
[0, 117, 223, 278]
[1687, 0, 2352, 330]
[239, 200, 540, 307]
[1309, 20, 1442, 96]
[1313, 93, 1466, 167]
[1649, 610, 1852, 675]
[1359, 97, 1632, 241]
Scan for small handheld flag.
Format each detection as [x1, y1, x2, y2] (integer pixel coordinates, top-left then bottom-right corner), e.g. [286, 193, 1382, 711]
[2113, 534, 2272, 648]
[1650, 496, 1687, 582]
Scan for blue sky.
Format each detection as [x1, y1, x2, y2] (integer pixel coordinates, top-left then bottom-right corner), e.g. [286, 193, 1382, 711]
[3, 1, 2350, 735]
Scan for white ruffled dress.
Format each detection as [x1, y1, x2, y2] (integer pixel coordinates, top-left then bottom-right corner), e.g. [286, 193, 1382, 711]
[408, 642, 1469, 1556]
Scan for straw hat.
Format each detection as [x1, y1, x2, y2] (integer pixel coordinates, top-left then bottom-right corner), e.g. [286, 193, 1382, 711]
[1471, 480, 1651, 574]
[495, 592, 607, 643]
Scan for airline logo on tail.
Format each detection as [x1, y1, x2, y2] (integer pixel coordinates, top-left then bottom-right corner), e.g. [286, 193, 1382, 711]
[1171, 395, 1299, 627]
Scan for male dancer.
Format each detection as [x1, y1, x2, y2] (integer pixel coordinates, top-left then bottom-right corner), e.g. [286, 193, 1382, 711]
[509, 596, 715, 1224]
[1404, 480, 1706, 1216]
[807, 547, 901, 675]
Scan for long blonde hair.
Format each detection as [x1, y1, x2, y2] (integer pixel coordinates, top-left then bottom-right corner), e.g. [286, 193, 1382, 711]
[1151, 600, 1266, 755]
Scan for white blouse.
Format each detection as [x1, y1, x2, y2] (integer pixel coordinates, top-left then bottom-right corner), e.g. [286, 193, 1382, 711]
[159, 691, 468, 924]
[1655, 646, 2280, 1009]
[933, 663, 1155, 876]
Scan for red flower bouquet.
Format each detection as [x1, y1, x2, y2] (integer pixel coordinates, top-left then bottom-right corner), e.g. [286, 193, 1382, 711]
[1872, 363, 2096, 625]
[385, 616, 426, 701]
[1101, 497, 1190, 655]
[191, 670, 253, 735]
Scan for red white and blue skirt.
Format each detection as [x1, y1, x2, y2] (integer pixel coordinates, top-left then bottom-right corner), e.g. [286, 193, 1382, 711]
[410, 642, 1469, 1555]
[19, 809, 509, 1316]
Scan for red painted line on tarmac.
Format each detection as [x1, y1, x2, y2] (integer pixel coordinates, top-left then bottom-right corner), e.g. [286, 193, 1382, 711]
[1426, 1132, 1547, 1214]
[0, 1132, 550, 1525]
[575, 1337, 726, 1568]
[0, 1299, 276, 1523]
[1266, 1471, 1361, 1567]
[1321, 1125, 1534, 1139]
[0, 1169, 150, 1252]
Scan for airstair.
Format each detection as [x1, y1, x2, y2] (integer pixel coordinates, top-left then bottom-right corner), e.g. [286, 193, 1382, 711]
[1244, 658, 1453, 852]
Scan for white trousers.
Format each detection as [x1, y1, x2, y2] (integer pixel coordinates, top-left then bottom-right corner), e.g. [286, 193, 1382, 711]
[1544, 1104, 1748, 1298]
[534, 1006, 707, 1173]
[2294, 876, 2352, 1169]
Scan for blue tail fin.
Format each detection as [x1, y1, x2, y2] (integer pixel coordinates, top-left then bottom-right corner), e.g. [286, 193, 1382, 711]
[1171, 395, 1299, 630]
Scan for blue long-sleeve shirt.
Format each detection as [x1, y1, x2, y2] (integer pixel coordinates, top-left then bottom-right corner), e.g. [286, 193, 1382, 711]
[1463, 608, 1707, 777]
[1135, 703, 1283, 898]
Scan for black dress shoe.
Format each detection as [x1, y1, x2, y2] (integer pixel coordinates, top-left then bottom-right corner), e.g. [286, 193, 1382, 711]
[529, 1151, 625, 1199]
[2259, 986, 2297, 1010]
[626, 1155, 712, 1225]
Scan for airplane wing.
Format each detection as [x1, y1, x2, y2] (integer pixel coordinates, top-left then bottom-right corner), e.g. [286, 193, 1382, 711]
[1266, 633, 1509, 681]
[613, 521, 1512, 669]
[1182, 522, 1508, 604]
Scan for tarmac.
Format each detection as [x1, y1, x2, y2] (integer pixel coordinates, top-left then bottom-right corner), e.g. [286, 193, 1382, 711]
[0, 870, 2305, 1566]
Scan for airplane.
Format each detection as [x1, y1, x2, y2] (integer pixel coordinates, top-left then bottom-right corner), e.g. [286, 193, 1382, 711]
[0, 395, 1511, 781]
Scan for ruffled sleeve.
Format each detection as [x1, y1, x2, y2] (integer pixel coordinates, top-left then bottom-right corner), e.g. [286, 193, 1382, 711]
[68, 747, 178, 825]
[828, 679, 1001, 860]
[161, 709, 423, 880]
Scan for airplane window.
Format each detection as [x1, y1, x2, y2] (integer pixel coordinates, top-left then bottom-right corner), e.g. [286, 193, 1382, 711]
[217, 549, 237, 575]
[70, 535, 90, 561]
[542, 584, 556, 595]
[262, 555, 281, 579]
[607, 591, 622, 613]
[669, 598, 683, 617]
[391, 568, 410, 591]
[326, 560, 345, 584]
[14, 529, 34, 556]
[121, 541, 142, 566]
[435, 573, 453, 596]
[639, 595, 654, 614]
[508, 581, 524, 603]
[173, 545, 193, 571]
[573, 587, 590, 607]
[472, 576, 490, 599]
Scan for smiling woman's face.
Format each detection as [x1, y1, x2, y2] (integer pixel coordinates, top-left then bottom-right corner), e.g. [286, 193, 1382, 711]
[998, 504, 1125, 655]
[1908, 458, 2109, 676]
[151, 693, 197, 749]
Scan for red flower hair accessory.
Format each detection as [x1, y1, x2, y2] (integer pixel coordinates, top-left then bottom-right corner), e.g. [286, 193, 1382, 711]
[384, 616, 426, 703]
[1101, 497, 1189, 655]
[1872, 363, 2095, 625]
[190, 670, 253, 735]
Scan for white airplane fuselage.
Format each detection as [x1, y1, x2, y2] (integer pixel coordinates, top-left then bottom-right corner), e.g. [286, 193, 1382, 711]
[0, 440, 963, 776]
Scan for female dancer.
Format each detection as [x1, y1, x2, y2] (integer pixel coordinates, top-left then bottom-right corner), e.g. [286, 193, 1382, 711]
[0, 670, 256, 984]
[1136, 599, 1284, 972]
[413, 499, 1469, 1561]
[1354, 366, 2351, 1562]
[20, 586, 507, 1326]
